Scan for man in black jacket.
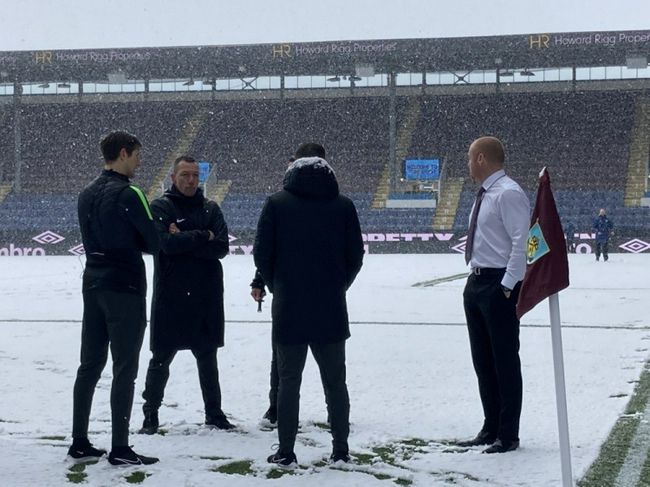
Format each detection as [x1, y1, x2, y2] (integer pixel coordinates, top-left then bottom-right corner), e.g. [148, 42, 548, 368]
[139, 156, 234, 434]
[254, 143, 364, 467]
[69, 131, 160, 466]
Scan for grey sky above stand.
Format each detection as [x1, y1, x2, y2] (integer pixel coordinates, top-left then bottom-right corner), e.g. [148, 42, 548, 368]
[0, 0, 648, 51]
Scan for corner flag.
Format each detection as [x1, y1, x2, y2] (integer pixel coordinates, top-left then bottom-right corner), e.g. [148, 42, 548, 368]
[516, 167, 569, 319]
[517, 167, 574, 486]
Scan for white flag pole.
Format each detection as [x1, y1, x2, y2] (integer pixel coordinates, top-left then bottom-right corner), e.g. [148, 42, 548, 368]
[549, 293, 573, 486]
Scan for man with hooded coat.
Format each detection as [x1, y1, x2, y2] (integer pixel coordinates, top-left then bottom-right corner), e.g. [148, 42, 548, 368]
[139, 156, 234, 434]
[254, 143, 364, 467]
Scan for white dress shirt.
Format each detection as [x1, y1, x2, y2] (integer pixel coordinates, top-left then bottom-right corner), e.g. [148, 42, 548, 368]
[468, 169, 530, 290]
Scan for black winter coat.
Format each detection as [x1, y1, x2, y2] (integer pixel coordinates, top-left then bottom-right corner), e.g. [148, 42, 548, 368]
[254, 157, 364, 345]
[78, 169, 159, 296]
[150, 186, 229, 351]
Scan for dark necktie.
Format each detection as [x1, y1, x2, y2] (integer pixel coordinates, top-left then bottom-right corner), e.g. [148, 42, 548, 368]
[465, 186, 486, 265]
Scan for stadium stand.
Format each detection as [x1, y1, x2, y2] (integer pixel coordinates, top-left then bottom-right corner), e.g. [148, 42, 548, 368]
[0, 90, 648, 236]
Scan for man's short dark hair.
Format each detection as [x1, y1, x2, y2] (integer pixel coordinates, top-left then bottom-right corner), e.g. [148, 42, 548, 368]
[295, 143, 326, 159]
[173, 155, 197, 172]
[100, 131, 141, 162]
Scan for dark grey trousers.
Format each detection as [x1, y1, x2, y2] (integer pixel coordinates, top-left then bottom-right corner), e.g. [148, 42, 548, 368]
[142, 347, 225, 419]
[72, 290, 146, 447]
[275, 340, 349, 455]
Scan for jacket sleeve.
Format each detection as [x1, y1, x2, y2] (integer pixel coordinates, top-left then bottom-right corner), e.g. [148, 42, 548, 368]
[150, 198, 211, 256]
[120, 186, 160, 255]
[344, 200, 364, 289]
[253, 197, 276, 292]
[192, 202, 229, 260]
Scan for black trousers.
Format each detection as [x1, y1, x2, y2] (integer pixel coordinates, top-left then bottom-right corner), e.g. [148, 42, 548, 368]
[142, 347, 225, 419]
[275, 340, 349, 455]
[269, 341, 279, 409]
[595, 241, 609, 261]
[72, 290, 146, 447]
[463, 271, 522, 442]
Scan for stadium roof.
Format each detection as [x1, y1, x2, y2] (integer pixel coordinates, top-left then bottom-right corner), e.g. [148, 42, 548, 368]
[1, 30, 649, 83]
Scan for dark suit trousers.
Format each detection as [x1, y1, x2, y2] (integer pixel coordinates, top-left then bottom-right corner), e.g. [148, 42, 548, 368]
[463, 271, 522, 442]
[275, 340, 349, 454]
[72, 290, 146, 447]
[142, 347, 225, 419]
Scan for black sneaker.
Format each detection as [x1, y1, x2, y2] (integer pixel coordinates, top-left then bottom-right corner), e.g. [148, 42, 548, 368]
[138, 410, 159, 435]
[67, 440, 106, 462]
[329, 451, 350, 463]
[267, 450, 297, 468]
[205, 415, 236, 430]
[108, 446, 159, 466]
[262, 406, 277, 426]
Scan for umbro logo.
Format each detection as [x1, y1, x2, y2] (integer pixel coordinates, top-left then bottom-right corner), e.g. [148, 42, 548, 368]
[32, 231, 65, 245]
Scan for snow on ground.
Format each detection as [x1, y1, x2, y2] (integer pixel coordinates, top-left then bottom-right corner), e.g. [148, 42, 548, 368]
[0, 254, 648, 486]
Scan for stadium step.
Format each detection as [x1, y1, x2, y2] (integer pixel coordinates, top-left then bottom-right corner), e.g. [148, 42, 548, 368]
[208, 179, 232, 206]
[432, 177, 465, 230]
[147, 108, 211, 202]
[623, 97, 650, 207]
[372, 98, 423, 209]
[0, 183, 12, 204]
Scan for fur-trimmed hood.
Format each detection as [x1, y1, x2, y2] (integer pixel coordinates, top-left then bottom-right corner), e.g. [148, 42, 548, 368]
[282, 157, 339, 199]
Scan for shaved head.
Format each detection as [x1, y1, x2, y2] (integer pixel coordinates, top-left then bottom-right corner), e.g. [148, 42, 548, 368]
[469, 136, 505, 166]
[467, 136, 506, 183]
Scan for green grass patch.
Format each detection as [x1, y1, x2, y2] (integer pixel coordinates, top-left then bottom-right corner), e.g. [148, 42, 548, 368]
[39, 435, 66, 441]
[353, 452, 376, 465]
[394, 478, 413, 486]
[638, 446, 650, 486]
[212, 460, 254, 475]
[400, 438, 428, 447]
[372, 446, 396, 464]
[313, 421, 330, 430]
[372, 472, 392, 480]
[125, 471, 151, 484]
[200, 456, 230, 461]
[66, 463, 88, 484]
[157, 428, 167, 436]
[579, 362, 650, 486]
[66, 471, 86, 484]
[266, 468, 297, 479]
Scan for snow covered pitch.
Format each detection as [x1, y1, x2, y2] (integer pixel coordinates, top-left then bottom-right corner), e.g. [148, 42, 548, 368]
[0, 254, 648, 486]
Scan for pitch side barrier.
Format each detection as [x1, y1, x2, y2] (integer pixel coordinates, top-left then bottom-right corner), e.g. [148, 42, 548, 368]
[1, 229, 649, 256]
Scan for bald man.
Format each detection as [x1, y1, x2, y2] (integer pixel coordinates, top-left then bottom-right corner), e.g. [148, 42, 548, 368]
[458, 136, 530, 454]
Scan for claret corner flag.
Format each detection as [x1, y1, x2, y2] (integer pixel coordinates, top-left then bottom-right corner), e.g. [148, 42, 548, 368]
[516, 167, 569, 319]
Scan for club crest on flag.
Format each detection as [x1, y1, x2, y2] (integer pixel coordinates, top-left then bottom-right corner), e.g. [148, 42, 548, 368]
[527, 221, 550, 264]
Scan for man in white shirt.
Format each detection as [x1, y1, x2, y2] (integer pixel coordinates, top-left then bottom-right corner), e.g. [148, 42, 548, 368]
[457, 136, 530, 454]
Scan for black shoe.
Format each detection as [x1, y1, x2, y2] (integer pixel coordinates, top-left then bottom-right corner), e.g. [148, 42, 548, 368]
[483, 439, 520, 454]
[206, 415, 236, 430]
[108, 446, 159, 466]
[456, 430, 497, 447]
[262, 406, 277, 425]
[329, 451, 350, 463]
[267, 450, 297, 468]
[138, 410, 159, 435]
[67, 439, 106, 462]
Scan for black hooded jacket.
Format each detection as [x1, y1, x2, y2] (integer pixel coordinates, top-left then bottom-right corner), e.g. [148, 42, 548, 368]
[149, 185, 230, 351]
[254, 157, 364, 345]
[78, 169, 159, 296]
